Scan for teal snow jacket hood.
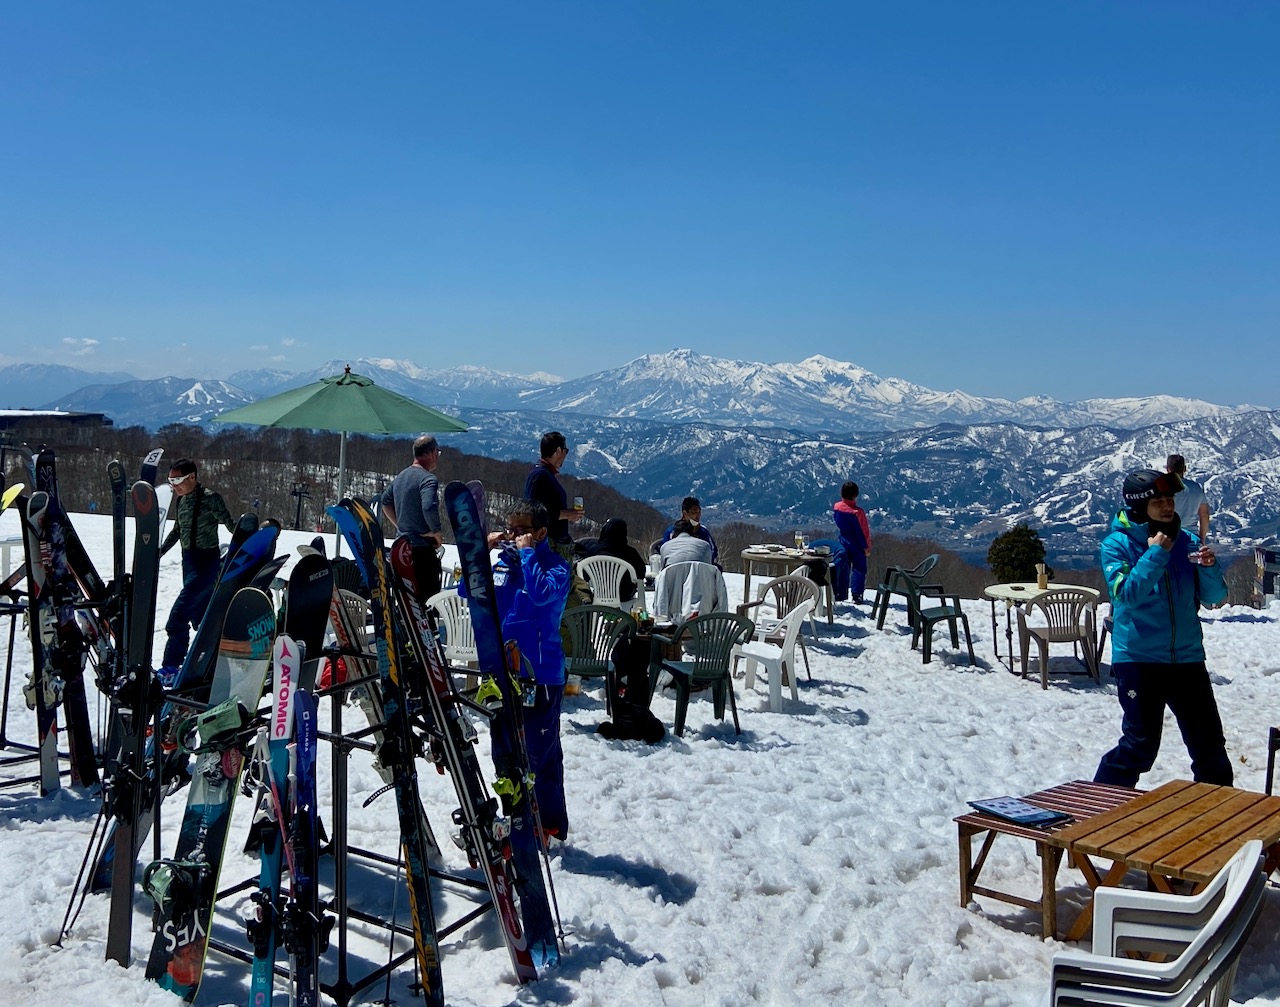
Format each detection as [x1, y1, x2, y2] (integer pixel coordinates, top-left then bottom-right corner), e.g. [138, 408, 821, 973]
[1100, 509, 1226, 665]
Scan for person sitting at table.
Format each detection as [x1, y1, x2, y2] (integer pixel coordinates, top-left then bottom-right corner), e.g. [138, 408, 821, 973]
[659, 519, 713, 569]
[573, 517, 646, 604]
[832, 481, 872, 604]
[1093, 468, 1232, 789]
[661, 496, 721, 569]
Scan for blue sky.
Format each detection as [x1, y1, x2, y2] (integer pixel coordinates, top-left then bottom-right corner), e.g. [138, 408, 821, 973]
[1, 2, 1276, 406]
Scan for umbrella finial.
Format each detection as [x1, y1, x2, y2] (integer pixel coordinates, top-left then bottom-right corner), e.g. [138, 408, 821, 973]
[344, 364, 351, 375]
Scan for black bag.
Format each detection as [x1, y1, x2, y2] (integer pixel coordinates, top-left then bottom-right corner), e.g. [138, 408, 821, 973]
[596, 633, 665, 743]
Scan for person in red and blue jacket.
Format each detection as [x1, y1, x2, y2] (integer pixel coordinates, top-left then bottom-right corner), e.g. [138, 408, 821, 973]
[487, 498, 572, 839]
[832, 481, 872, 603]
[1093, 468, 1231, 788]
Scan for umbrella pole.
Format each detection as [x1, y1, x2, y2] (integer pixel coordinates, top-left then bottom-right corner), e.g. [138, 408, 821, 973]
[333, 430, 348, 559]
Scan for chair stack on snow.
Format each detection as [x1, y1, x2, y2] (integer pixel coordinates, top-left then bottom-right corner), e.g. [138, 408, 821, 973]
[1044, 839, 1267, 1007]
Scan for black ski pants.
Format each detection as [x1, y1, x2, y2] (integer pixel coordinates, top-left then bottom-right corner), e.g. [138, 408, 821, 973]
[1094, 660, 1233, 788]
[162, 546, 222, 670]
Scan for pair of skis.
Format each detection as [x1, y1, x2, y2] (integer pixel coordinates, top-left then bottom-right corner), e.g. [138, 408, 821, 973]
[18, 447, 102, 792]
[243, 553, 334, 1007]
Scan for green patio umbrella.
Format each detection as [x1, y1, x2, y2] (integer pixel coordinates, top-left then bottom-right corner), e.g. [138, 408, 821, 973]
[215, 365, 468, 554]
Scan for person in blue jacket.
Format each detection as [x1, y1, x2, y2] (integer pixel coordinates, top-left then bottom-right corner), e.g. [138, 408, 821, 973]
[488, 498, 573, 840]
[1093, 468, 1232, 788]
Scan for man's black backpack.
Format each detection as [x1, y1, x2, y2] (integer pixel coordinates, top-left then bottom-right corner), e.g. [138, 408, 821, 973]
[595, 631, 664, 744]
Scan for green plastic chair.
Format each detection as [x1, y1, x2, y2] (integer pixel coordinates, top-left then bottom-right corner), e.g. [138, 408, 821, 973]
[647, 612, 755, 736]
[872, 554, 941, 630]
[561, 605, 633, 714]
[901, 577, 976, 665]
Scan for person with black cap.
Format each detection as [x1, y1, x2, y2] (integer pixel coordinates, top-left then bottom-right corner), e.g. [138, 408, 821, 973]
[1093, 468, 1231, 788]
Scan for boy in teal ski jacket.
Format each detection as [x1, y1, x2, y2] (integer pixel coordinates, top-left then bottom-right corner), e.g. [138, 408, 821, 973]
[1094, 468, 1231, 787]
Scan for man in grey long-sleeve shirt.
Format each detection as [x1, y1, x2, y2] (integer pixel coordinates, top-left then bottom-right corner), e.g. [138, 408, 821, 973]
[380, 434, 443, 598]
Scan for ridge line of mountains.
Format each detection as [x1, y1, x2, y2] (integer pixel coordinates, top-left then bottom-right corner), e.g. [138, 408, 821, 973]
[2, 351, 1276, 562]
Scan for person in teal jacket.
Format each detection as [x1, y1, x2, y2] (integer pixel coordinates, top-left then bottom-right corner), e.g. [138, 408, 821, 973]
[1093, 468, 1232, 787]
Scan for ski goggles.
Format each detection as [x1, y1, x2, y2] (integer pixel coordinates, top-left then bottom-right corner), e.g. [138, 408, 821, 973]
[1149, 472, 1184, 498]
[168, 473, 194, 485]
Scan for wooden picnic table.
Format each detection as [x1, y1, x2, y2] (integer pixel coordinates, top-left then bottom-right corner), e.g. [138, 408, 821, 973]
[955, 779, 1142, 939]
[1054, 778, 1280, 941]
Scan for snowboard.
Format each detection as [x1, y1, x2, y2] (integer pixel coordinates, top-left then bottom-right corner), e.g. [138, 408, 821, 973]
[145, 586, 275, 1001]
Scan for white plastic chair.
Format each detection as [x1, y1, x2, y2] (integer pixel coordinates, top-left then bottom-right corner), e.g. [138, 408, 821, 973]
[576, 555, 640, 613]
[1045, 839, 1266, 1006]
[731, 599, 815, 712]
[426, 589, 478, 668]
[338, 589, 372, 650]
[737, 574, 821, 679]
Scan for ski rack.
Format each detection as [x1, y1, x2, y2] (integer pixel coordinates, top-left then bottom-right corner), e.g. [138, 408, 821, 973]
[204, 655, 502, 1007]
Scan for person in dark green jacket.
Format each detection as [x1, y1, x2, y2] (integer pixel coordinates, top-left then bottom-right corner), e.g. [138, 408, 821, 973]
[159, 458, 235, 674]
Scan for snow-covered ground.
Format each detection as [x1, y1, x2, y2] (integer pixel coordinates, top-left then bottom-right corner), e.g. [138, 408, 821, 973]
[2, 510, 1280, 1007]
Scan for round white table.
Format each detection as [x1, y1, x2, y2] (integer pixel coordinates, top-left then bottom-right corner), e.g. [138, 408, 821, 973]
[982, 582, 1102, 669]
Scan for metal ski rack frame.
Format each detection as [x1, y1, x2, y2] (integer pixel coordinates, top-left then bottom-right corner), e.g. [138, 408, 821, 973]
[202, 652, 508, 1006]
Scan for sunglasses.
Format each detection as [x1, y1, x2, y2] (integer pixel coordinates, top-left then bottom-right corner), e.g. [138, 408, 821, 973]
[505, 524, 535, 536]
[168, 473, 194, 486]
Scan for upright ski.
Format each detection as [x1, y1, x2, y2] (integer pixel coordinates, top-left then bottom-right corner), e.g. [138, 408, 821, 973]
[140, 448, 164, 488]
[444, 480, 559, 968]
[282, 687, 329, 1007]
[105, 479, 163, 966]
[33, 448, 99, 786]
[20, 491, 63, 795]
[244, 632, 301, 1007]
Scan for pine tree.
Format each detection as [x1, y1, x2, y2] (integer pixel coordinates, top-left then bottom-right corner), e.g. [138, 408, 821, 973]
[987, 523, 1052, 583]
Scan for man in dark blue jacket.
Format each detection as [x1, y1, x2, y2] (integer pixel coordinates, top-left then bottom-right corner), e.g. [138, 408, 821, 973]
[1093, 468, 1231, 787]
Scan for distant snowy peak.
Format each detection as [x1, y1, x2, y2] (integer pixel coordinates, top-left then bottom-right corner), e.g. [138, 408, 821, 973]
[431, 364, 561, 391]
[1070, 395, 1256, 428]
[42, 376, 253, 425]
[175, 380, 248, 406]
[225, 368, 295, 395]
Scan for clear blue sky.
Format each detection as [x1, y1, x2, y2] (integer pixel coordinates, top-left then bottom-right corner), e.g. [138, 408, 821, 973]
[1, 2, 1276, 406]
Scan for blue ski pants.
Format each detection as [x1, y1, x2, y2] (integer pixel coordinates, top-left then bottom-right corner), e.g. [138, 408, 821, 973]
[493, 684, 568, 839]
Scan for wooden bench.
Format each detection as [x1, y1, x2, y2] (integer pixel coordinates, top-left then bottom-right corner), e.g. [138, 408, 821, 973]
[955, 780, 1141, 939]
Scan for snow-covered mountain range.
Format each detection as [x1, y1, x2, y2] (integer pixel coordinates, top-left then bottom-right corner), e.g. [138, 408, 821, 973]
[9, 349, 1259, 432]
[5, 351, 1277, 560]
